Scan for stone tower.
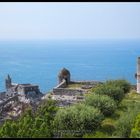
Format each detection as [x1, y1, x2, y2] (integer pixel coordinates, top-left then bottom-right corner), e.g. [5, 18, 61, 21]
[5, 74, 12, 91]
[58, 68, 71, 84]
[137, 57, 140, 93]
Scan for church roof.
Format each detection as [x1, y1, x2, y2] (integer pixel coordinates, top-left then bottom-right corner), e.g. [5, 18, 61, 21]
[18, 84, 38, 88]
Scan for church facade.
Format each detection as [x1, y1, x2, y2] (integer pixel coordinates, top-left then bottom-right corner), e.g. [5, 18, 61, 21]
[5, 75, 41, 97]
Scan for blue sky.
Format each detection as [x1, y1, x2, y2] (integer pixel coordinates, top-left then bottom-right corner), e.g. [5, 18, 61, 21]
[0, 2, 140, 41]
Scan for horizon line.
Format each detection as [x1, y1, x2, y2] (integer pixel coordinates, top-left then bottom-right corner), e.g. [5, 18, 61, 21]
[0, 38, 140, 42]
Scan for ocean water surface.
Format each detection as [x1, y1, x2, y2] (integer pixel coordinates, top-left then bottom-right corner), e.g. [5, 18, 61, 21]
[0, 39, 139, 93]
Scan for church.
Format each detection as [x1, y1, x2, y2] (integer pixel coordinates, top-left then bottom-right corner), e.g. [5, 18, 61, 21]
[5, 74, 41, 97]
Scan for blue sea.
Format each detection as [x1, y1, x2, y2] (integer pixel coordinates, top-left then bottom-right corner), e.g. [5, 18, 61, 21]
[0, 39, 139, 93]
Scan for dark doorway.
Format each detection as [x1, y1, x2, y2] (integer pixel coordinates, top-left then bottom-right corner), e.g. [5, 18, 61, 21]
[65, 78, 68, 85]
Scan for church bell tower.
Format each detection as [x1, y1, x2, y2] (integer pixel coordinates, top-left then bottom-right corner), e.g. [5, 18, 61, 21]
[5, 74, 12, 91]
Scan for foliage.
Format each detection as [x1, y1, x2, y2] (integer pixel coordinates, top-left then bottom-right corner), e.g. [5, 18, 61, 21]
[0, 120, 17, 138]
[53, 103, 104, 137]
[36, 99, 58, 126]
[85, 94, 117, 116]
[0, 79, 136, 138]
[0, 99, 58, 138]
[130, 113, 140, 138]
[100, 118, 116, 134]
[113, 103, 140, 138]
[130, 128, 140, 138]
[106, 79, 131, 94]
[92, 79, 131, 104]
[93, 83, 124, 103]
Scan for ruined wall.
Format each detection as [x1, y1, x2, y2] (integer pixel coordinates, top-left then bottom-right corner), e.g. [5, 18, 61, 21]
[0, 92, 6, 99]
[53, 80, 102, 96]
[53, 88, 86, 96]
[0, 94, 19, 111]
[70, 80, 103, 85]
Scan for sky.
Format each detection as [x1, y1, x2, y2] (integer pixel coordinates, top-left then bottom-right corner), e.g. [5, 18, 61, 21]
[0, 2, 140, 41]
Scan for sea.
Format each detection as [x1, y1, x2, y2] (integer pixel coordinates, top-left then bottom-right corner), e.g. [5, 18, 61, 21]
[0, 39, 140, 93]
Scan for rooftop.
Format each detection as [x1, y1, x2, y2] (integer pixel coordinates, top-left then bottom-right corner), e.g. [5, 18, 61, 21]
[18, 84, 38, 88]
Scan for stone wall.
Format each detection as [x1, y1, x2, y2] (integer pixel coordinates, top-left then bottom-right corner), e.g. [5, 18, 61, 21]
[0, 92, 6, 99]
[53, 80, 102, 96]
[0, 94, 19, 111]
[70, 80, 103, 85]
[53, 88, 86, 96]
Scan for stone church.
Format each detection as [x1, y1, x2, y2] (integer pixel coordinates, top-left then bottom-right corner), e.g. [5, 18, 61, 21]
[5, 74, 41, 97]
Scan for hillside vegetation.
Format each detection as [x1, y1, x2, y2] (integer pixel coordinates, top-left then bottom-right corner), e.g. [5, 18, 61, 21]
[0, 79, 140, 138]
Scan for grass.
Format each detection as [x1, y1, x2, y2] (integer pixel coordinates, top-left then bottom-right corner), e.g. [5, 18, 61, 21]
[125, 90, 140, 101]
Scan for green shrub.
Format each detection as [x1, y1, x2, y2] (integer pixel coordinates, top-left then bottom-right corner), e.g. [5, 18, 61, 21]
[93, 83, 125, 103]
[0, 99, 58, 138]
[53, 103, 104, 137]
[106, 79, 131, 94]
[92, 79, 131, 103]
[85, 94, 117, 116]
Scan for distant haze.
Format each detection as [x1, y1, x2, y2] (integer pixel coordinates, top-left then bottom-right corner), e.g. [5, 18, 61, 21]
[0, 2, 140, 41]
